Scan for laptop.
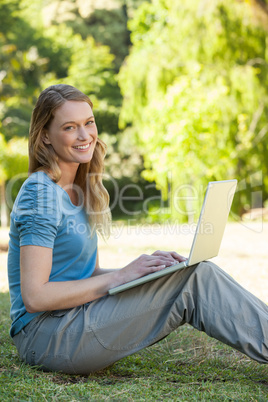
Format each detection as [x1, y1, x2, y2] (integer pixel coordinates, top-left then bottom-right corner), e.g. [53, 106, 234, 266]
[109, 179, 237, 295]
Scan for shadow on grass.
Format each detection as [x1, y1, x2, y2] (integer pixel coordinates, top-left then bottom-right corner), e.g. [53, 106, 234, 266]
[1, 291, 267, 401]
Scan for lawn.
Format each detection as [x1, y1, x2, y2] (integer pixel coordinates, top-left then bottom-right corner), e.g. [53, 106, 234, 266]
[0, 222, 267, 401]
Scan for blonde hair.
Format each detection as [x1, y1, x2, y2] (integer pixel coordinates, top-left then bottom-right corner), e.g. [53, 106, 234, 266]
[28, 84, 111, 237]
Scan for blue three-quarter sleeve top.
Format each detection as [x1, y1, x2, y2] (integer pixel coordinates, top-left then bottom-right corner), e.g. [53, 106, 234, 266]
[8, 171, 98, 337]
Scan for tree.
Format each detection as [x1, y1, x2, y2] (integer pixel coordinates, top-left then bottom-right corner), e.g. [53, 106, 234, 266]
[118, 0, 268, 220]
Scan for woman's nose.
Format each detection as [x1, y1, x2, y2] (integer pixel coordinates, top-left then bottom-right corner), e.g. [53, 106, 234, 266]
[77, 126, 89, 140]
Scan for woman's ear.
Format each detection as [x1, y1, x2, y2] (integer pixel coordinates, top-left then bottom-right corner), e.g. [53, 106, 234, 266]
[42, 130, 51, 145]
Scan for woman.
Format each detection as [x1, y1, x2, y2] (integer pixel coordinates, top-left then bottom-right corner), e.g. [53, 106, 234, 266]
[8, 84, 268, 374]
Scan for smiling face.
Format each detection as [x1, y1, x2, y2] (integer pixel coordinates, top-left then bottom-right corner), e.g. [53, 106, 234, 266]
[43, 100, 98, 170]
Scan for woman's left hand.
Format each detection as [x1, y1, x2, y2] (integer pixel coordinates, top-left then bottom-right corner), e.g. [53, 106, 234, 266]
[151, 250, 187, 265]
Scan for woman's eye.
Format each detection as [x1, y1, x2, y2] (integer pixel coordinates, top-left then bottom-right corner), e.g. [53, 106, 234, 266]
[64, 126, 74, 131]
[86, 120, 94, 126]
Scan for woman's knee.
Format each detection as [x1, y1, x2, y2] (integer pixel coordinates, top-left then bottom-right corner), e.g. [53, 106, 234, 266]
[194, 260, 219, 278]
[192, 261, 228, 292]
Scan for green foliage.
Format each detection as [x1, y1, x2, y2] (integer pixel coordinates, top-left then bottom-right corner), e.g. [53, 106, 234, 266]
[0, 134, 7, 184]
[119, 0, 268, 220]
[4, 137, 28, 178]
[0, 136, 28, 207]
[41, 25, 116, 100]
[40, 0, 147, 71]
[74, 0, 130, 71]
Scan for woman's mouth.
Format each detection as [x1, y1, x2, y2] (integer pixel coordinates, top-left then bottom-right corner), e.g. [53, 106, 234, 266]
[72, 143, 90, 151]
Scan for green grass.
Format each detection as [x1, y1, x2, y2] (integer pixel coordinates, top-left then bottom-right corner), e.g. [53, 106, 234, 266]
[0, 292, 267, 401]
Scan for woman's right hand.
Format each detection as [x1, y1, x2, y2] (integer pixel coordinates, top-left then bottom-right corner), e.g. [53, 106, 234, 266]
[119, 252, 177, 285]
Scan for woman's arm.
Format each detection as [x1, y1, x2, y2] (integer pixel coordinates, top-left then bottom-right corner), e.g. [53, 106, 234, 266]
[20, 245, 120, 313]
[21, 246, 184, 313]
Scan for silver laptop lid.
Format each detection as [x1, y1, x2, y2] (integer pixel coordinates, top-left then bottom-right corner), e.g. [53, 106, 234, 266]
[188, 180, 237, 266]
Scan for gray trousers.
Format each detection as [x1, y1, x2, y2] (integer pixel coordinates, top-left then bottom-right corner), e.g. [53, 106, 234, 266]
[13, 262, 268, 374]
